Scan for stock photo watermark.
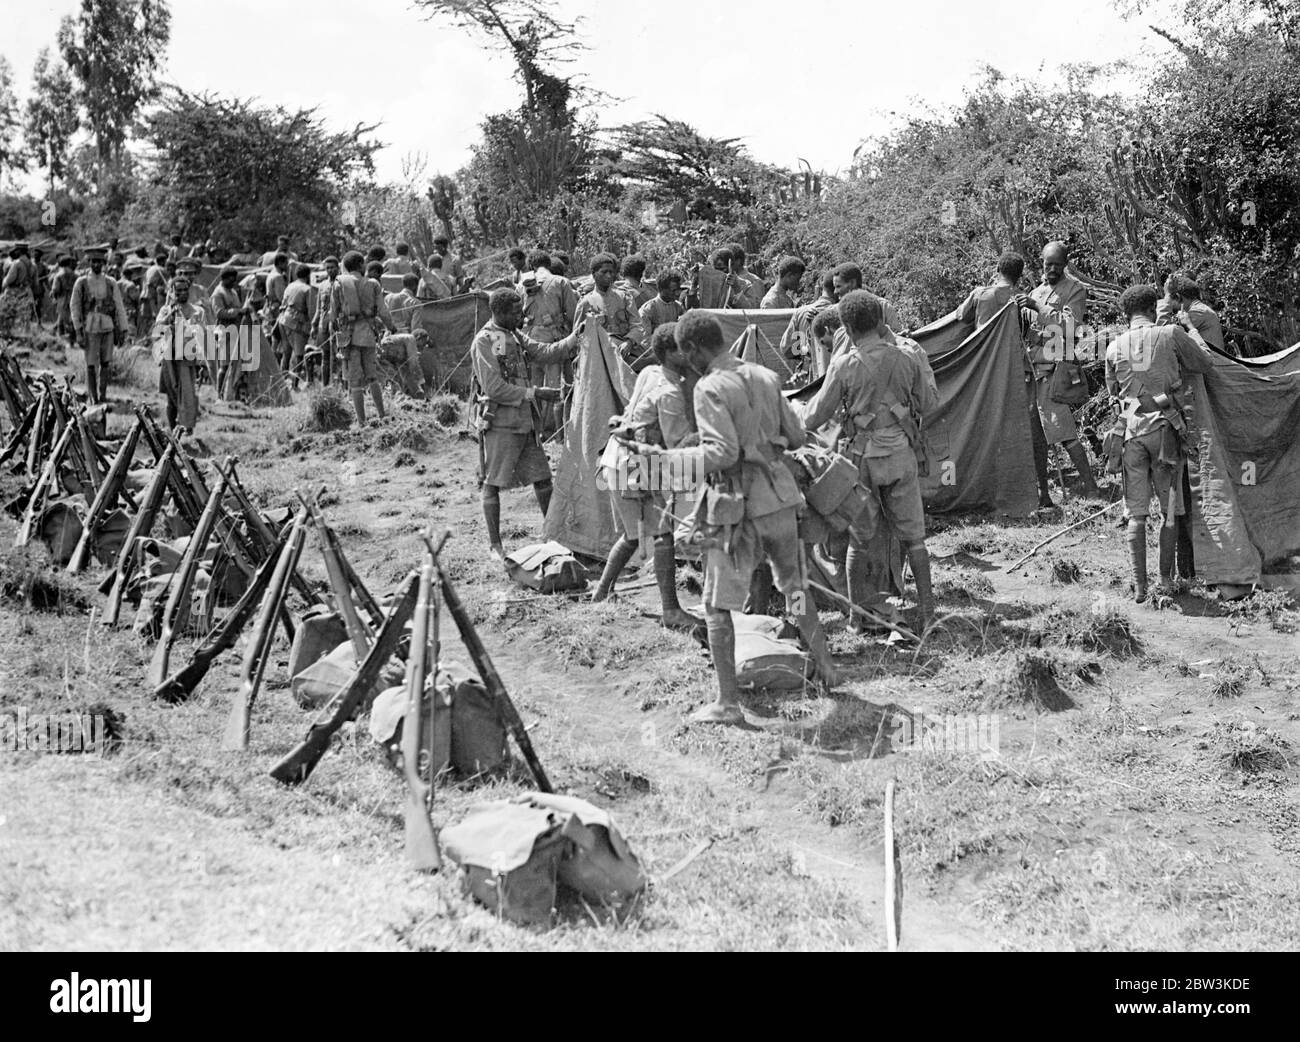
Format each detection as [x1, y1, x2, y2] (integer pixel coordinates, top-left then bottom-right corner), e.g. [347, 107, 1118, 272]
[0, 707, 112, 756]
[152, 320, 263, 372]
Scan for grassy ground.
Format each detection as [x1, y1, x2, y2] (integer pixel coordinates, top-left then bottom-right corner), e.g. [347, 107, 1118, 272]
[1, 334, 1297, 951]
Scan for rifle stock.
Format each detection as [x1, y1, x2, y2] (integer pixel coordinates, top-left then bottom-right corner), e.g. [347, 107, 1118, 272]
[433, 555, 552, 793]
[67, 419, 142, 573]
[16, 421, 75, 547]
[301, 494, 371, 658]
[153, 531, 286, 703]
[270, 572, 419, 785]
[104, 445, 175, 626]
[147, 470, 228, 687]
[222, 505, 309, 751]
[402, 554, 440, 870]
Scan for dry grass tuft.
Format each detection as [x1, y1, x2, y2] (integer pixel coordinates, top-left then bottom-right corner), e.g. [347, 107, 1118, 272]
[987, 649, 1076, 712]
[303, 386, 353, 432]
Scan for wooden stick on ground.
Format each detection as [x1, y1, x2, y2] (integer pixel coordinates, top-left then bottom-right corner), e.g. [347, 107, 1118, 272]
[806, 580, 919, 643]
[884, 777, 901, 952]
[1005, 500, 1120, 572]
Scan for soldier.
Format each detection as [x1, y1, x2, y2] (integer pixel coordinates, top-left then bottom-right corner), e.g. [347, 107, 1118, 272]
[49, 255, 77, 348]
[142, 251, 168, 330]
[616, 255, 655, 310]
[799, 291, 940, 628]
[385, 272, 424, 335]
[639, 270, 686, 333]
[1172, 276, 1227, 354]
[472, 288, 583, 560]
[259, 235, 294, 267]
[278, 264, 315, 389]
[573, 252, 644, 366]
[165, 233, 187, 264]
[521, 249, 578, 429]
[830, 263, 902, 338]
[1025, 241, 1101, 497]
[1, 243, 37, 331]
[119, 260, 145, 337]
[264, 252, 290, 366]
[153, 274, 206, 433]
[1105, 284, 1215, 601]
[69, 246, 129, 404]
[383, 242, 416, 276]
[507, 247, 527, 287]
[211, 266, 245, 395]
[227, 239, 259, 267]
[592, 322, 701, 630]
[310, 255, 341, 386]
[331, 251, 390, 424]
[418, 255, 454, 300]
[431, 235, 464, 292]
[782, 269, 838, 374]
[634, 311, 838, 724]
[762, 256, 805, 310]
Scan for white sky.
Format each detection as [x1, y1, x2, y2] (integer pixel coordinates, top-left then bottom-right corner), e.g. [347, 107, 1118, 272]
[6, 0, 1169, 187]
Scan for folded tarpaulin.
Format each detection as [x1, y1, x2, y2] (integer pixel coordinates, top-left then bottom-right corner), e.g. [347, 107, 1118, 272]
[1187, 341, 1300, 586]
[543, 323, 634, 558]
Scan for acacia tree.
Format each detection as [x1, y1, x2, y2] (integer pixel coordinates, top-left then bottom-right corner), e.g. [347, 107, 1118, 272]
[143, 89, 381, 254]
[0, 57, 25, 187]
[57, 0, 171, 187]
[24, 49, 81, 195]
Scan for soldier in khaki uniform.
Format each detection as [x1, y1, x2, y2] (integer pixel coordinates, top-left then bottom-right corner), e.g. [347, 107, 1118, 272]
[1105, 284, 1215, 601]
[277, 264, 314, 389]
[70, 247, 129, 404]
[330, 251, 392, 424]
[592, 322, 700, 630]
[573, 252, 644, 368]
[471, 288, 583, 560]
[635, 311, 838, 725]
[152, 275, 206, 432]
[800, 291, 940, 627]
[310, 255, 341, 386]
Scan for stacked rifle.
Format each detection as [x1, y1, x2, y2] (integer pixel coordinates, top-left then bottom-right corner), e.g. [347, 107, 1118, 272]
[2, 351, 141, 559]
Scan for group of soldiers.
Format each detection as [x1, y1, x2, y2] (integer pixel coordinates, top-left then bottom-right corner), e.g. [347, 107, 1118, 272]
[471, 239, 1227, 723]
[0, 233, 474, 431]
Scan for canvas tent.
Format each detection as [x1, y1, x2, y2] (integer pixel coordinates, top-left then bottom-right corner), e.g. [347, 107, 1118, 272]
[1187, 341, 1300, 589]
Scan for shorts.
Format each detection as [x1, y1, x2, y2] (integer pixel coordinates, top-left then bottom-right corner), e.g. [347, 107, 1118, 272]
[853, 450, 926, 543]
[1034, 374, 1078, 445]
[345, 344, 379, 389]
[84, 330, 114, 367]
[1123, 428, 1185, 519]
[483, 429, 551, 490]
[703, 506, 804, 612]
[608, 485, 672, 540]
[283, 329, 309, 366]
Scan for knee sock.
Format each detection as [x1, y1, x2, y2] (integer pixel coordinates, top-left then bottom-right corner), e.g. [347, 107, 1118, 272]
[1158, 524, 1176, 583]
[351, 389, 367, 425]
[368, 383, 385, 419]
[593, 537, 638, 601]
[1128, 519, 1148, 598]
[653, 534, 684, 615]
[481, 486, 502, 548]
[705, 606, 740, 708]
[905, 543, 935, 621]
[1065, 439, 1099, 494]
[534, 479, 552, 518]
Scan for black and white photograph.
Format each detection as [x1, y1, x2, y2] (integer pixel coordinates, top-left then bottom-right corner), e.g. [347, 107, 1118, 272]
[0, 0, 1296, 981]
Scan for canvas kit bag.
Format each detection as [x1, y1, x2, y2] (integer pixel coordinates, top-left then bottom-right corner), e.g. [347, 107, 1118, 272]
[505, 541, 589, 594]
[440, 793, 646, 925]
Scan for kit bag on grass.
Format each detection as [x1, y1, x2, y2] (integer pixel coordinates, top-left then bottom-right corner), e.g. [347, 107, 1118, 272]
[733, 613, 812, 690]
[1048, 359, 1089, 407]
[440, 794, 646, 925]
[505, 541, 589, 594]
[369, 660, 507, 779]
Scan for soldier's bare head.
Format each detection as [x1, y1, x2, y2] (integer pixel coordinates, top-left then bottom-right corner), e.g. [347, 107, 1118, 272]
[1042, 242, 1068, 284]
[839, 290, 885, 337]
[657, 270, 682, 300]
[997, 251, 1025, 283]
[777, 256, 806, 290]
[831, 262, 863, 301]
[1118, 284, 1159, 320]
[508, 247, 526, 269]
[651, 322, 681, 367]
[526, 250, 551, 273]
[590, 253, 619, 291]
[489, 288, 524, 330]
[675, 311, 726, 374]
[724, 243, 746, 274]
[295, 264, 311, 282]
[365, 260, 384, 280]
[342, 251, 364, 273]
[621, 255, 647, 281]
[402, 273, 420, 293]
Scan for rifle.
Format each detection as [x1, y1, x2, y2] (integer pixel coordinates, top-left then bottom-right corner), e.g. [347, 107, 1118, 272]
[402, 538, 441, 871]
[269, 571, 420, 785]
[299, 491, 372, 657]
[222, 505, 310, 751]
[67, 419, 142, 573]
[153, 529, 287, 703]
[103, 445, 175, 626]
[24, 390, 49, 483]
[432, 550, 552, 793]
[147, 469, 228, 687]
[0, 400, 37, 467]
[326, 525, 383, 627]
[16, 421, 75, 547]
